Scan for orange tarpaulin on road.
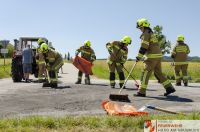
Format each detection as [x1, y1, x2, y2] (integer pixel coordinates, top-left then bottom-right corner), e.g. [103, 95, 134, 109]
[72, 56, 93, 75]
[102, 100, 148, 116]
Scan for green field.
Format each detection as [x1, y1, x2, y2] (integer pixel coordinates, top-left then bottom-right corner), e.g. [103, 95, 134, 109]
[0, 58, 11, 79]
[93, 60, 200, 82]
[0, 113, 199, 132]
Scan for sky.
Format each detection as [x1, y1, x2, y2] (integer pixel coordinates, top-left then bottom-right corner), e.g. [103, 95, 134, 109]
[0, 0, 200, 59]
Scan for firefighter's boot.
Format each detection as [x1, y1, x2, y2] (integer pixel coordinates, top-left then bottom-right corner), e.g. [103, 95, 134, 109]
[119, 83, 126, 89]
[85, 75, 90, 85]
[42, 82, 51, 87]
[51, 83, 58, 88]
[164, 86, 176, 96]
[176, 82, 181, 86]
[184, 82, 188, 86]
[75, 79, 81, 84]
[134, 92, 146, 97]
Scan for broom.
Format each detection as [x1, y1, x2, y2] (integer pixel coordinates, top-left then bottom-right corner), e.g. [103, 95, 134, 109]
[109, 62, 137, 102]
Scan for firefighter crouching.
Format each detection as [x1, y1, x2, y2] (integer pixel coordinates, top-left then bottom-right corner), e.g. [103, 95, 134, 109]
[106, 36, 131, 88]
[40, 43, 64, 88]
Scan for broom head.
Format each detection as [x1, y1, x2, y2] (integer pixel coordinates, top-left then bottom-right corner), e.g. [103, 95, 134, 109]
[109, 94, 131, 102]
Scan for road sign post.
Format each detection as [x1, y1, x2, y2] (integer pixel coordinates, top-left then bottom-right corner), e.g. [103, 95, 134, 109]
[0, 40, 9, 71]
[0, 49, 8, 71]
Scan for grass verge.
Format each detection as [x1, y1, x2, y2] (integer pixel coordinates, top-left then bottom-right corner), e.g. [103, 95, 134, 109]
[0, 58, 11, 79]
[0, 113, 200, 132]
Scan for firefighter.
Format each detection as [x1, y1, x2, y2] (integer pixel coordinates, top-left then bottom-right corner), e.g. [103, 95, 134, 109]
[36, 38, 47, 83]
[106, 36, 131, 88]
[75, 40, 96, 85]
[171, 35, 190, 86]
[134, 18, 175, 97]
[40, 43, 64, 88]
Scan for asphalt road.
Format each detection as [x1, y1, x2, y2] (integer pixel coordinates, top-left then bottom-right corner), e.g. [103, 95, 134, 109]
[0, 63, 200, 118]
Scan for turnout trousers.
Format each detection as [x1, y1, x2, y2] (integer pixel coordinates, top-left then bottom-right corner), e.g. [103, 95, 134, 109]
[108, 62, 125, 87]
[139, 59, 173, 94]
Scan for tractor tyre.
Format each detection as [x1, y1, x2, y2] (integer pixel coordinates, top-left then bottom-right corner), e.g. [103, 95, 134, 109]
[11, 57, 23, 82]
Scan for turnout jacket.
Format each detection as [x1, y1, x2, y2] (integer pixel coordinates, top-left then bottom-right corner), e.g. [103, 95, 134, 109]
[43, 48, 63, 71]
[76, 46, 96, 62]
[137, 28, 163, 60]
[171, 42, 190, 65]
[106, 41, 128, 64]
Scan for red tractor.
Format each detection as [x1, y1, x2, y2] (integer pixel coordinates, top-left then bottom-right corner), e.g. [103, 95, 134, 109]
[11, 37, 48, 82]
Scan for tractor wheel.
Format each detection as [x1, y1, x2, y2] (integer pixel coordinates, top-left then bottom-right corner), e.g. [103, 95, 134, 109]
[34, 70, 38, 78]
[11, 57, 23, 82]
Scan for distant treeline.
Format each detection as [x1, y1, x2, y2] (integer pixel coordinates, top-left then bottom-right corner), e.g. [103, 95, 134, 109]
[96, 56, 200, 62]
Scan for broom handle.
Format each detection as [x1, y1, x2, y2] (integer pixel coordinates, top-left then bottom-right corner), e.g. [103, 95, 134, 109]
[122, 66, 139, 85]
[147, 105, 186, 115]
[118, 62, 137, 94]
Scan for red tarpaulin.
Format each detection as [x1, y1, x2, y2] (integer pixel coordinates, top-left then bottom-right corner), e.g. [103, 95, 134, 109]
[102, 100, 148, 116]
[72, 56, 93, 75]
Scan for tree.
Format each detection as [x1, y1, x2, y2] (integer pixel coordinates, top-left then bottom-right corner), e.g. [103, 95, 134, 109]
[153, 25, 172, 55]
[67, 52, 70, 61]
[64, 53, 67, 60]
[6, 43, 14, 58]
[0, 44, 2, 57]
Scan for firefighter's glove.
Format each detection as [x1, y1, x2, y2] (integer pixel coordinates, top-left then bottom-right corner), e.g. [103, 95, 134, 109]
[107, 47, 112, 54]
[45, 59, 49, 63]
[75, 51, 79, 56]
[136, 57, 140, 62]
[46, 64, 51, 70]
[121, 56, 126, 64]
[106, 43, 112, 54]
[35, 55, 39, 60]
[171, 54, 175, 59]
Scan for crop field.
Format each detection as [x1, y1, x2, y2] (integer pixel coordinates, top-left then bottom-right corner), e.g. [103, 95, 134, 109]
[93, 60, 200, 82]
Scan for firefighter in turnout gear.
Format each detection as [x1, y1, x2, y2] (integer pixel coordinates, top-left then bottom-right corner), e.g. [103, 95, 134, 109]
[36, 38, 47, 82]
[134, 18, 175, 97]
[106, 36, 131, 88]
[171, 35, 190, 86]
[75, 40, 96, 85]
[40, 43, 64, 88]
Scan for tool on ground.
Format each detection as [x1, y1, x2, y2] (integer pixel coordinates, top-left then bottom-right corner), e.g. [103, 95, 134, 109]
[102, 100, 148, 116]
[109, 62, 137, 102]
[43, 68, 70, 88]
[139, 104, 186, 115]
